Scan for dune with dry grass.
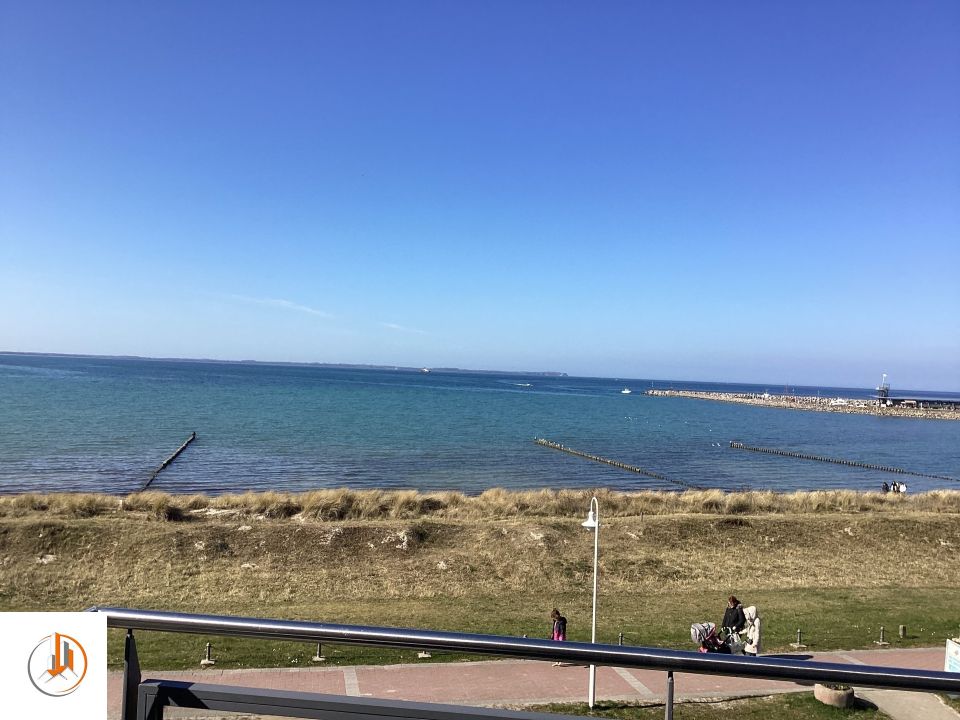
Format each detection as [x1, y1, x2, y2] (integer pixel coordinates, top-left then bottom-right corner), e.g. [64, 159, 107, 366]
[1, 488, 958, 669]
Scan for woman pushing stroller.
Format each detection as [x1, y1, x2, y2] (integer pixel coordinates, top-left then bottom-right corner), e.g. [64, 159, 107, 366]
[722, 596, 746, 637]
[691, 596, 760, 655]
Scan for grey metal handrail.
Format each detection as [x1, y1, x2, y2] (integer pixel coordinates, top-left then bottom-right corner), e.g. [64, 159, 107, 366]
[90, 606, 960, 693]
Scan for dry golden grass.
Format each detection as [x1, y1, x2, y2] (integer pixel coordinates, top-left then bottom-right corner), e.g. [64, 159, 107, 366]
[2, 504, 958, 608]
[2, 487, 958, 521]
[2, 497, 958, 665]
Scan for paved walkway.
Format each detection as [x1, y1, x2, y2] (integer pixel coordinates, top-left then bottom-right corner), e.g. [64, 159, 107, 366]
[107, 646, 957, 719]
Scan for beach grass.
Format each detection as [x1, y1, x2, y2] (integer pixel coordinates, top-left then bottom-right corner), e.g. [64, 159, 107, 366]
[3, 487, 960, 520]
[1, 489, 958, 670]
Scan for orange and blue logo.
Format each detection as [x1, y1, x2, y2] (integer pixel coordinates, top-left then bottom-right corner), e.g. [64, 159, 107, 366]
[27, 632, 88, 697]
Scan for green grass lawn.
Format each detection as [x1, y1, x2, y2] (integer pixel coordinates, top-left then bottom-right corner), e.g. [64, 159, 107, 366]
[534, 693, 889, 719]
[90, 587, 960, 671]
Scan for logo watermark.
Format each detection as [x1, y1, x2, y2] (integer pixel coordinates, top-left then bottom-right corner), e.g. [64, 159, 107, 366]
[27, 631, 89, 697]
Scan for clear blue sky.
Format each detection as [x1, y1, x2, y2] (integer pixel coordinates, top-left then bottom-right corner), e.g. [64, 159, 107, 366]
[1, 2, 957, 390]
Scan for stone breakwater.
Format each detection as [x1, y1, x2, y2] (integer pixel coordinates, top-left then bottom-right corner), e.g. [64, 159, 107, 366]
[645, 390, 960, 421]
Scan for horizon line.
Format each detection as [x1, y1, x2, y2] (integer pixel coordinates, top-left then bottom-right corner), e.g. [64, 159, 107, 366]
[2, 349, 957, 395]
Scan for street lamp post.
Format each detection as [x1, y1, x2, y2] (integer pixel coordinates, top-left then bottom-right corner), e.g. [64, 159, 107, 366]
[581, 496, 600, 708]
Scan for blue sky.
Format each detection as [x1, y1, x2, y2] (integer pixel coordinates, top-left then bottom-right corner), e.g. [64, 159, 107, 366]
[1, 2, 958, 390]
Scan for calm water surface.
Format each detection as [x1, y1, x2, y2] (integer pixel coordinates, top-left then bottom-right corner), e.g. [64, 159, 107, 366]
[1, 354, 957, 494]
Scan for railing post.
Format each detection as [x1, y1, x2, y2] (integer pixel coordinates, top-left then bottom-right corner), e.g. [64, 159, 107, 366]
[665, 671, 674, 720]
[121, 629, 141, 720]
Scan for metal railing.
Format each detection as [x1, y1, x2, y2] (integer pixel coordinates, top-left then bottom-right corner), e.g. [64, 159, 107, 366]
[90, 606, 960, 720]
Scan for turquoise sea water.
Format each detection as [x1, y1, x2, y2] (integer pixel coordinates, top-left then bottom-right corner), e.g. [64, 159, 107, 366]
[1, 353, 958, 495]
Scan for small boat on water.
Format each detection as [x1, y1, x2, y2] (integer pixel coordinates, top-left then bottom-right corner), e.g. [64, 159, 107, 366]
[621, 388, 632, 394]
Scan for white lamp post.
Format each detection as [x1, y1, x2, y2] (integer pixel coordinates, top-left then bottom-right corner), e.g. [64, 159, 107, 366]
[581, 496, 600, 708]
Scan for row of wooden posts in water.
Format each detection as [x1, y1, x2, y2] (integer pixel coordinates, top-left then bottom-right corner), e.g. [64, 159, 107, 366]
[139, 431, 197, 492]
[140, 432, 954, 494]
[533, 438, 703, 489]
[534, 437, 955, 487]
[727, 441, 957, 483]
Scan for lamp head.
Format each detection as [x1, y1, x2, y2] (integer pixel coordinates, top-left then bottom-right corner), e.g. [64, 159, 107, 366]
[581, 509, 598, 529]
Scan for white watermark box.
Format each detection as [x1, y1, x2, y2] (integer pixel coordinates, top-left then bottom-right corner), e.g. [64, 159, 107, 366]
[947, 638, 960, 673]
[1, 612, 107, 719]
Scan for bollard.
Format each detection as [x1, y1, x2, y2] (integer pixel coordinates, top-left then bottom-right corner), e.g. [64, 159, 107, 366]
[875, 626, 890, 646]
[312, 643, 325, 662]
[899, 625, 906, 639]
[790, 628, 807, 649]
[619, 632, 624, 646]
[200, 641, 215, 667]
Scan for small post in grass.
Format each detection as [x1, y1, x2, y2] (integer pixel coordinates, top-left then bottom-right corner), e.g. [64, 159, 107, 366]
[899, 625, 906, 639]
[790, 628, 807, 649]
[312, 643, 325, 662]
[619, 632, 624, 646]
[875, 626, 890, 646]
[200, 641, 216, 667]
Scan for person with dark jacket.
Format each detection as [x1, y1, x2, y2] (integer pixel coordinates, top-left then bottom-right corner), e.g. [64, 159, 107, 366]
[550, 608, 567, 641]
[722, 595, 746, 635]
[550, 608, 567, 666]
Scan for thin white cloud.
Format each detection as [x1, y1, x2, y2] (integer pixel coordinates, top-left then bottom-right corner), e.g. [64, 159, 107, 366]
[227, 294, 333, 319]
[381, 322, 428, 335]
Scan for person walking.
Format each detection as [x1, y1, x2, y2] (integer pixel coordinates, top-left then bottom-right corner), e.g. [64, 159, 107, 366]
[743, 606, 762, 656]
[549, 608, 567, 666]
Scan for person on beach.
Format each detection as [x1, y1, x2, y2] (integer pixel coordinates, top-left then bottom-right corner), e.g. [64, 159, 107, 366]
[721, 596, 746, 636]
[882, 481, 890, 493]
[549, 608, 567, 666]
[743, 606, 761, 656]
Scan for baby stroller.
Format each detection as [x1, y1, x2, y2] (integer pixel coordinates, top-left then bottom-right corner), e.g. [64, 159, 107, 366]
[691, 622, 730, 653]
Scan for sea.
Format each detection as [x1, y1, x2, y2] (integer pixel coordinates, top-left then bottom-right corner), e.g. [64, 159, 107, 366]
[1, 353, 958, 495]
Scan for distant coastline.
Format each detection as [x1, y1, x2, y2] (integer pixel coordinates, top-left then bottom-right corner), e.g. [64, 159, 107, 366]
[0, 351, 567, 378]
[646, 389, 960, 421]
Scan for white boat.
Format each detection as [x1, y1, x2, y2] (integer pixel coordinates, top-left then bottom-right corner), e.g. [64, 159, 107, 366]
[621, 388, 632, 394]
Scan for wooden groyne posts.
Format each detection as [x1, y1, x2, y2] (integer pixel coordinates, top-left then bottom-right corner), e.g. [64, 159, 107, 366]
[729, 441, 957, 482]
[140, 432, 197, 491]
[534, 438, 701, 489]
